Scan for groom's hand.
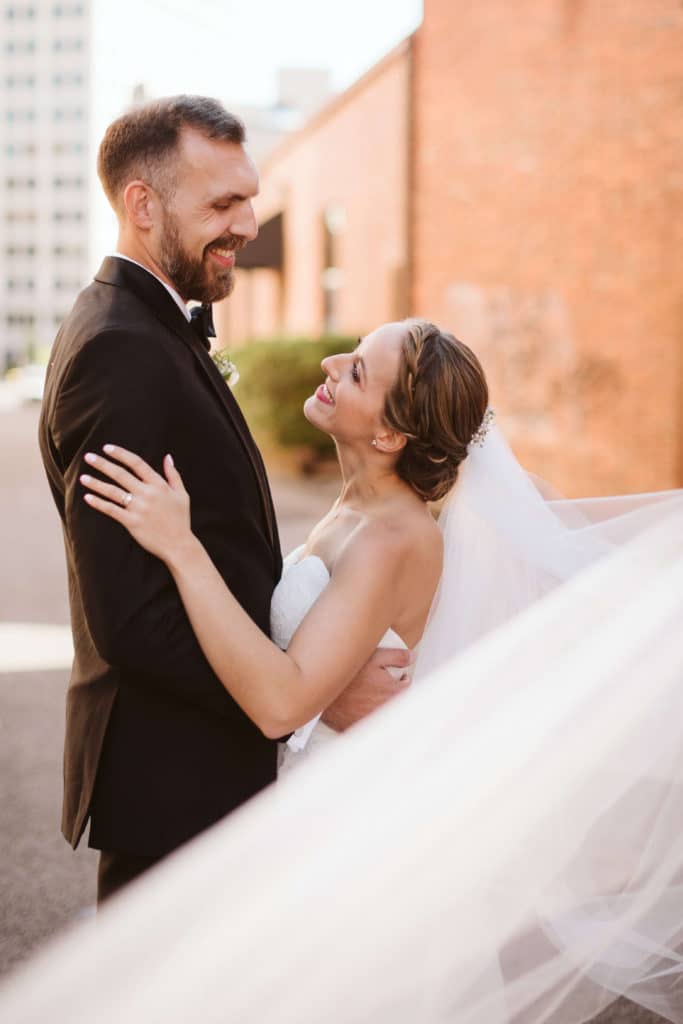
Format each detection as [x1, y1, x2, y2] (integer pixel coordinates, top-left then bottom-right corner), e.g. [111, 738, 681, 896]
[321, 648, 414, 732]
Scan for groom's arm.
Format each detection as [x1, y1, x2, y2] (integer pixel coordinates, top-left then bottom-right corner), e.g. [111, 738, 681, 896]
[321, 648, 413, 732]
[53, 329, 242, 719]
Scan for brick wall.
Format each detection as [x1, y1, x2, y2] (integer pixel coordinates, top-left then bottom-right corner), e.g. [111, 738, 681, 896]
[413, 0, 683, 495]
[215, 41, 411, 346]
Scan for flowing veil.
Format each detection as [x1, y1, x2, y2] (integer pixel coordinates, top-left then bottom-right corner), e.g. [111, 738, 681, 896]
[415, 421, 683, 681]
[1, 425, 683, 1023]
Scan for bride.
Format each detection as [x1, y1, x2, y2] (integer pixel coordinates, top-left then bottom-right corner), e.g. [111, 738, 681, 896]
[80, 318, 489, 763]
[80, 317, 682, 770]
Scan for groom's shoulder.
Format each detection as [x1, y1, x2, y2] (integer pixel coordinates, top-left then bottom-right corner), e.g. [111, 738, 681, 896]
[66, 274, 159, 337]
[55, 278, 173, 362]
[47, 291, 181, 405]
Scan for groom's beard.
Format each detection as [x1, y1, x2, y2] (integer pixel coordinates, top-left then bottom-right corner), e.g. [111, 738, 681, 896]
[158, 211, 239, 304]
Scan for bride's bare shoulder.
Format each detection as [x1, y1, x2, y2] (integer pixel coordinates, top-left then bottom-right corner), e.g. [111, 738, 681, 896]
[339, 499, 442, 581]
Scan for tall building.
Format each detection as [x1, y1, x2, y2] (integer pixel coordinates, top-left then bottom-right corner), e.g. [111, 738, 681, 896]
[1, 0, 91, 367]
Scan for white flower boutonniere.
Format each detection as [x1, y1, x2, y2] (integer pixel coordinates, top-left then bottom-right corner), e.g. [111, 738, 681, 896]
[211, 349, 240, 389]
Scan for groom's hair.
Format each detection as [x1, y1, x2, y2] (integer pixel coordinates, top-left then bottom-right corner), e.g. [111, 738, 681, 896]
[98, 95, 245, 212]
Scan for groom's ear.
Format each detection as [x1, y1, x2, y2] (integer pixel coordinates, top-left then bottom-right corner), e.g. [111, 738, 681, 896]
[122, 180, 157, 230]
[374, 428, 407, 455]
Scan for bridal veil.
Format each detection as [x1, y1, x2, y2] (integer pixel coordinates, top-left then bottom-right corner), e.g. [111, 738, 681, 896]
[1, 425, 682, 1023]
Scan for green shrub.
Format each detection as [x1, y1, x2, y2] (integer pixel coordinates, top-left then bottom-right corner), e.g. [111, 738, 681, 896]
[228, 335, 356, 463]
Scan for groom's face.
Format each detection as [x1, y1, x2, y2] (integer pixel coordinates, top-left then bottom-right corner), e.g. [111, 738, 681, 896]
[156, 128, 259, 303]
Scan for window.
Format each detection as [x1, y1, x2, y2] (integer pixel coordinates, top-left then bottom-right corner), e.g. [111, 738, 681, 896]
[53, 210, 84, 222]
[5, 177, 37, 189]
[53, 37, 83, 51]
[52, 71, 84, 86]
[52, 140, 84, 155]
[4, 39, 36, 53]
[5, 109, 36, 122]
[321, 204, 346, 334]
[53, 243, 85, 258]
[53, 175, 85, 189]
[5, 142, 37, 156]
[7, 279, 36, 291]
[5, 5, 36, 19]
[6, 314, 36, 327]
[54, 278, 82, 291]
[53, 107, 84, 121]
[5, 244, 37, 257]
[5, 73, 36, 87]
[5, 210, 37, 224]
[53, 2, 84, 14]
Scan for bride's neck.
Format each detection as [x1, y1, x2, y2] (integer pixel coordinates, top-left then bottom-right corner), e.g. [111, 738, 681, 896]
[335, 444, 404, 507]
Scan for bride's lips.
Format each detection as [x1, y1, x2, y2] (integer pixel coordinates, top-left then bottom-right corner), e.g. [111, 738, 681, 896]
[315, 383, 335, 406]
[208, 247, 236, 269]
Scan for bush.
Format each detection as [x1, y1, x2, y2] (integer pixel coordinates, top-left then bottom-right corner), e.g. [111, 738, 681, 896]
[228, 335, 356, 467]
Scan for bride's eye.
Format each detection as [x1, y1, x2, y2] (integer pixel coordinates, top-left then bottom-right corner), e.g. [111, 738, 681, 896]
[351, 362, 361, 383]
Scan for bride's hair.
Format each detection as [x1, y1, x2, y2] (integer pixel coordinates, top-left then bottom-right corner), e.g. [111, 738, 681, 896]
[383, 319, 489, 502]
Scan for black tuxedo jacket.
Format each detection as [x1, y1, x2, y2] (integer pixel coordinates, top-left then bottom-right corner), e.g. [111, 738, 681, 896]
[39, 256, 283, 856]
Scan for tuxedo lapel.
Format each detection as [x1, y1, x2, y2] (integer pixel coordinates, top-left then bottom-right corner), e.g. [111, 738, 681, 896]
[93, 258, 280, 559]
[185, 333, 280, 559]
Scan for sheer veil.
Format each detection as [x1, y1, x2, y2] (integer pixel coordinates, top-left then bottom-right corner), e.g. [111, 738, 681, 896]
[415, 420, 683, 681]
[1, 423, 683, 1024]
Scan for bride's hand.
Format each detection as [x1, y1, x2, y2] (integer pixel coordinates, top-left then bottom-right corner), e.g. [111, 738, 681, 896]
[80, 445, 192, 564]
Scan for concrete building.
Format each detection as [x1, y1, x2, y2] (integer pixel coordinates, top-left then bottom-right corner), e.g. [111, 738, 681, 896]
[220, 0, 683, 497]
[1, 0, 91, 366]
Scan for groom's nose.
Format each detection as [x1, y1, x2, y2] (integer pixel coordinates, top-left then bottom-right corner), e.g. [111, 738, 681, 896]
[230, 200, 258, 244]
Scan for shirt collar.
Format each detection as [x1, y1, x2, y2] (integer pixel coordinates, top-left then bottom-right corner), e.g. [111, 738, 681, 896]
[110, 252, 191, 322]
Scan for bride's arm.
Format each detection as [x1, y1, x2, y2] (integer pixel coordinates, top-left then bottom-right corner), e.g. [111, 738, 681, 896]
[81, 446, 409, 738]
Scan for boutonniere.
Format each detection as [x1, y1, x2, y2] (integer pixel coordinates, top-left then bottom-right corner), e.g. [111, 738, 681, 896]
[211, 348, 240, 389]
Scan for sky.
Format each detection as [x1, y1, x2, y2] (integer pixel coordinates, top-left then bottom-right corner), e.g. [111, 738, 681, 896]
[91, 0, 423, 252]
[94, 0, 423, 112]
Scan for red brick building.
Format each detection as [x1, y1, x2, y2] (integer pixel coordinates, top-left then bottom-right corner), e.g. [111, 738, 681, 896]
[217, 0, 683, 496]
[217, 40, 411, 344]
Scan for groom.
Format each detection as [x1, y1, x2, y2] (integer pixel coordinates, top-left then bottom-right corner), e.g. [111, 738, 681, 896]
[39, 96, 411, 903]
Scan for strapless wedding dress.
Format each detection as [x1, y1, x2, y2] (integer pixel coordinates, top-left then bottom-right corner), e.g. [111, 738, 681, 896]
[271, 545, 408, 774]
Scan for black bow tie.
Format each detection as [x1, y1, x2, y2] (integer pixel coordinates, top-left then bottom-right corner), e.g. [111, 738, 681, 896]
[189, 304, 216, 351]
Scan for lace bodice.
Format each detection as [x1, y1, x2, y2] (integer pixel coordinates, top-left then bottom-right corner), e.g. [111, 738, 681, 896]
[271, 546, 408, 771]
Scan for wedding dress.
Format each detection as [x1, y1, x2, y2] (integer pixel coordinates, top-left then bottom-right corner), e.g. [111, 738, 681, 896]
[271, 545, 408, 773]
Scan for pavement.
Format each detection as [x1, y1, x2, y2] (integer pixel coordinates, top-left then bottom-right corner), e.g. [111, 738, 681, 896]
[0, 404, 665, 1023]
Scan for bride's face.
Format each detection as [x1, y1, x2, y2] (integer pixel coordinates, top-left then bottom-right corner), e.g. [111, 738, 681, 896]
[304, 322, 405, 445]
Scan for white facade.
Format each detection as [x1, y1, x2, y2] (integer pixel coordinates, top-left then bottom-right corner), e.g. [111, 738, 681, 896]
[1, 0, 91, 365]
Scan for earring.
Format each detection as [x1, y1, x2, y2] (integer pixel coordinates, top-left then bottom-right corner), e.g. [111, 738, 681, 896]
[371, 439, 377, 447]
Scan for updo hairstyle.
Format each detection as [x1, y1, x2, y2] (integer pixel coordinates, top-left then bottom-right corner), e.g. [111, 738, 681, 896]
[382, 320, 489, 502]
